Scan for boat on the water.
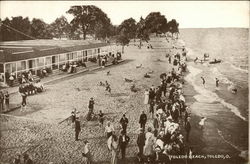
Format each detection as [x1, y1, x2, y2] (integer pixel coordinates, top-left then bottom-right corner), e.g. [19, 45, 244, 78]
[209, 59, 222, 64]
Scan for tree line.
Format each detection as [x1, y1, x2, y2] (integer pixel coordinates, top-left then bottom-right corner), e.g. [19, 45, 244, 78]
[0, 5, 179, 43]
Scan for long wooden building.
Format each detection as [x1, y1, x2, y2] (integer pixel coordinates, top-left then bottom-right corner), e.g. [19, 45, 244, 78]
[0, 39, 121, 84]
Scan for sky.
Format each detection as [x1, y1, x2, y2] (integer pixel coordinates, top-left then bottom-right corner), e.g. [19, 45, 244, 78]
[0, 1, 249, 28]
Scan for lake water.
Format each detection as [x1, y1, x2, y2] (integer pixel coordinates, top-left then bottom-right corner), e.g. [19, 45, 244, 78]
[180, 28, 249, 161]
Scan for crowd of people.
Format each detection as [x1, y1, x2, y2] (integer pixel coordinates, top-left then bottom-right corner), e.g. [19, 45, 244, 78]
[18, 79, 44, 111]
[67, 45, 192, 164]
[133, 47, 191, 163]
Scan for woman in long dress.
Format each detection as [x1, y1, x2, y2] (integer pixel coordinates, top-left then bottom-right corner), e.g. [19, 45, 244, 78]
[110, 135, 119, 164]
[144, 89, 149, 104]
[144, 127, 155, 161]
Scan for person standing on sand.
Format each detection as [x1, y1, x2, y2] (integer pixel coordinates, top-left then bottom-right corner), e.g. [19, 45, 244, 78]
[137, 128, 146, 160]
[110, 134, 119, 164]
[105, 121, 115, 138]
[75, 117, 81, 141]
[70, 109, 76, 127]
[144, 89, 149, 104]
[149, 100, 155, 118]
[0, 91, 4, 111]
[5, 91, 9, 107]
[120, 114, 129, 134]
[153, 114, 159, 136]
[82, 140, 92, 164]
[88, 97, 95, 114]
[21, 92, 27, 111]
[148, 88, 155, 104]
[98, 110, 104, 127]
[185, 117, 191, 142]
[201, 77, 206, 88]
[119, 130, 130, 160]
[139, 111, 147, 132]
[215, 78, 219, 88]
[144, 127, 155, 162]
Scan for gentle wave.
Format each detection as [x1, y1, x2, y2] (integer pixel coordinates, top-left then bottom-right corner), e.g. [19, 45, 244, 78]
[217, 129, 249, 160]
[217, 129, 241, 151]
[229, 62, 248, 74]
[185, 65, 248, 122]
[211, 67, 233, 85]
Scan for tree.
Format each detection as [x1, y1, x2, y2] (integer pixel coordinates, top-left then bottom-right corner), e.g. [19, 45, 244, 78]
[50, 16, 71, 39]
[10, 16, 32, 40]
[31, 18, 52, 39]
[91, 18, 113, 40]
[0, 16, 34, 41]
[118, 18, 137, 40]
[145, 12, 168, 35]
[116, 30, 130, 53]
[67, 5, 111, 40]
[167, 19, 179, 39]
[136, 17, 150, 49]
[0, 18, 12, 41]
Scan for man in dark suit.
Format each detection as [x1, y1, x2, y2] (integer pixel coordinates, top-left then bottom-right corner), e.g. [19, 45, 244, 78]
[139, 111, 147, 132]
[75, 117, 81, 141]
[137, 128, 145, 160]
[119, 114, 129, 134]
[148, 88, 155, 103]
[119, 131, 130, 160]
[88, 97, 95, 114]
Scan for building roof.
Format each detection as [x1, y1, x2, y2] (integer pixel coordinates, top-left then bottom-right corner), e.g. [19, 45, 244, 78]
[0, 39, 109, 63]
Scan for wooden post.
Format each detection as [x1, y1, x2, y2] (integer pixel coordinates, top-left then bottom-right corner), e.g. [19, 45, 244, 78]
[15, 62, 17, 79]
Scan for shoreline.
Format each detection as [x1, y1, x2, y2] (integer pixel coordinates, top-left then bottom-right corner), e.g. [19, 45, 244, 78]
[182, 41, 248, 163]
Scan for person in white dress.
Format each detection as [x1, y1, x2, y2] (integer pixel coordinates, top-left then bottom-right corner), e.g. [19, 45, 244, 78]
[144, 89, 149, 104]
[144, 127, 155, 161]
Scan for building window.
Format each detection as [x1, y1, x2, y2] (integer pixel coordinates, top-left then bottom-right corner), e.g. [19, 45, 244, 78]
[73, 52, 77, 59]
[59, 54, 66, 62]
[77, 53, 83, 59]
[0, 64, 3, 73]
[67, 53, 73, 61]
[52, 56, 59, 70]
[45, 56, 52, 66]
[87, 49, 92, 56]
[36, 58, 45, 67]
[5, 63, 16, 73]
[17, 61, 26, 71]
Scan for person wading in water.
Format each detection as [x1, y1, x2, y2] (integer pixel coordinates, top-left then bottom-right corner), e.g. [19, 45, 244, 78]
[215, 78, 219, 88]
[201, 77, 206, 88]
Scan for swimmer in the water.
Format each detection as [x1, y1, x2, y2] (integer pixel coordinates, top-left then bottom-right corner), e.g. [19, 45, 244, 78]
[232, 88, 237, 94]
[201, 76, 205, 88]
[215, 78, 219, 88]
